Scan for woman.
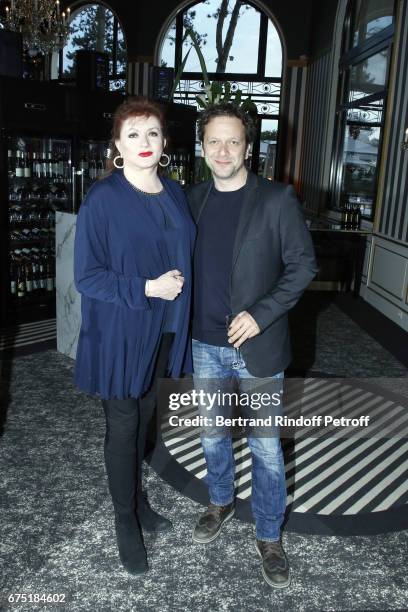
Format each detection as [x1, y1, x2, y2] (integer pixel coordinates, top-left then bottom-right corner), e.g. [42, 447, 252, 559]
[74, 97, 195, 575]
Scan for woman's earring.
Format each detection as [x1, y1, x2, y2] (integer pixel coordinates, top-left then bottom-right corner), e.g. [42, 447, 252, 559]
[113, 155, 124, 169]
[159, 153, 170, 167]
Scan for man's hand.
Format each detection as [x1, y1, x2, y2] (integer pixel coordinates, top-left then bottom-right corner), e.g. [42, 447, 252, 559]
[227, 311, 261, 348]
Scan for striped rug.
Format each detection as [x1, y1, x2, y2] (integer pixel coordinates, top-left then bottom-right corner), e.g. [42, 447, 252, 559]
[0, 318, 56, 356]
[154, 377, 408, 535]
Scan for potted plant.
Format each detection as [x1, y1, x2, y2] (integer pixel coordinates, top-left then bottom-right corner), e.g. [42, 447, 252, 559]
[169, 27, 257, 181]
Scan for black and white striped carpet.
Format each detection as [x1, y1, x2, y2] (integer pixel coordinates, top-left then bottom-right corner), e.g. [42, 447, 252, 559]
[151, 377, 408, 535]
[0, 318, 56, 356]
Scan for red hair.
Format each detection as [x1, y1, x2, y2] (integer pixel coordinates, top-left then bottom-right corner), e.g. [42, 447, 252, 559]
[106, 96, 167, 173]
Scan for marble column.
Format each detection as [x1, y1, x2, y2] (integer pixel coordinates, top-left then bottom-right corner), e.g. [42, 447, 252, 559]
[55, 212, 81, 359]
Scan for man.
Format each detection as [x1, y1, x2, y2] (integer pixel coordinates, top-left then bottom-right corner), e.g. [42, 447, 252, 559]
[187, 103, 317, 588]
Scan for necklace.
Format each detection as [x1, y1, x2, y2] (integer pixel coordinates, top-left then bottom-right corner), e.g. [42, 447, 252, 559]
[124, 175, 164, 196]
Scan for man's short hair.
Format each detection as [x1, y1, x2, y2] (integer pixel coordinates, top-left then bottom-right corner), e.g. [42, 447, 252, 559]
[197, 103, 257, 145]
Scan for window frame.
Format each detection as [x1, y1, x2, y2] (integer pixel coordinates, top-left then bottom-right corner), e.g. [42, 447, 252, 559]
[57, 2, 126, 89]
[329, 1, 396, 221]
[160, 0, 282, 177]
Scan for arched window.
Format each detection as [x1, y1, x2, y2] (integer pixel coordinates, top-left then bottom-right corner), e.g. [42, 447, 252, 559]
[59, 2, 126, 91]
[329, 0, 395, 221]
[157, 0, 283, 179]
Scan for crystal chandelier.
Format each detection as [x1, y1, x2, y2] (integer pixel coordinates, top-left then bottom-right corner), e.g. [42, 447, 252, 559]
[4, 0, 71, 55]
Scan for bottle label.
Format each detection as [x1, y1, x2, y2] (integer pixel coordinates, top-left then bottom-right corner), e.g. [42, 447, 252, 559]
[40, 279, 46, 289]
[10, 281, 16, 294]
[16, 168, 24, 178]
[46, 278, 54, 291]
[17, 283, 25, 297]
[26, 279, 33, 292]
[33, 279, 39, 290]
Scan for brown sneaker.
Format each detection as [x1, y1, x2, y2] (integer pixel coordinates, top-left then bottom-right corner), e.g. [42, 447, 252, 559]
[255, 539, 291, 588]
[192, 502, 235, 543]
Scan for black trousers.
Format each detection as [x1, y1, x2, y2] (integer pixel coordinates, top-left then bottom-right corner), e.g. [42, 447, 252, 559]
[102, 333, 173, 517]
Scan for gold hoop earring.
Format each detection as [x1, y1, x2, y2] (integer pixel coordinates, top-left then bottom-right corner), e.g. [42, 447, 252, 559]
[113, 155, 124, 169]
[159, 153, 170, 168]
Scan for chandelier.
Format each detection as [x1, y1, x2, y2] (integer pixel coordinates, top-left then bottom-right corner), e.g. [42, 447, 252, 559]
[3, 0, 71, 55]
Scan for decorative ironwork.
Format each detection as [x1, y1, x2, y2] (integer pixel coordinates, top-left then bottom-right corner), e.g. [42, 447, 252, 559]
[173, 79, 281, 116]
[347, 104, 383, 125]
[348, 89, 382, 104]
[109, 78, 126, 92]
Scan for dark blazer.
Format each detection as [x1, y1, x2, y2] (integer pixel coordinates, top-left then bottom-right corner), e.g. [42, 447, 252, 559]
[187, 172, 317, 377]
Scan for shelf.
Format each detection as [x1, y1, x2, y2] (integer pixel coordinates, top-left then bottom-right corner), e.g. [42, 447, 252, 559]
[9, 195, 69, 201]
[9, 176, 72, 183]
[10, 292, 56, 307]
[9, 220, 53, 227]
[10, 240, 54, 249]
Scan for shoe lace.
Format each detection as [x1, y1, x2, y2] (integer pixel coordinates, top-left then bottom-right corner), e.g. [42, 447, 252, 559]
[260, 541, 285, 561]
[199, 503, 225, 525]
[207, 503, 224, 516]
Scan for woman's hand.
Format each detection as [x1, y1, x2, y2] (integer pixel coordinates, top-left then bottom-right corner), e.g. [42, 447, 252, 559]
[145, 270, 184, 300]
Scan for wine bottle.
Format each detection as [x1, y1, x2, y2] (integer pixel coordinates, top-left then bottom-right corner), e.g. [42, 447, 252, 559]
[89, 157, 97, 180]
[342, 202, 350, 230]
[32, 151, 40, 179]
[47, 151, 54, 179]
[80, 152, 89, 178]
[7, 149, 15, 176]
[25, 262, 33, 293]
[21, 228, 32, 241]
[46, 259, 54, 292]
[17, 265, 26, 298]
[52, 152, 60, 179]
[24, 151, 32, 178]
[31, 252, 40, 292]
[178, 153, 188, 186]
[41, 146, 48, 179]
[15, 151, 24, 178]
[58, 153, 65, 180]
[97, 155, 104, 177]
[10, 262, 17, 296]
[169, 154, 177, 181]
[39, 259, 46, 291]
[352, 203, 361, 230]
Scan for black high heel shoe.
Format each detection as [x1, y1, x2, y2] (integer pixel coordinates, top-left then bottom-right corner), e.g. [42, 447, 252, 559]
[114, 513, 148, 575]
[136, 491, 173, 532]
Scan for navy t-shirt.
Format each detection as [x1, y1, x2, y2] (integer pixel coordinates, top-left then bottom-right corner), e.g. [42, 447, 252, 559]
[138, 190, 177, 334]
[192, 183, 246, 346]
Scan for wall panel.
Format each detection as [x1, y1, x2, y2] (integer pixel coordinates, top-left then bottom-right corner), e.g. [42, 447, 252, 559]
[378, 0, 408, 243]
[280, 63, 307, 188]
[297, 53, 331, 212]
[126, 61, 151, 96]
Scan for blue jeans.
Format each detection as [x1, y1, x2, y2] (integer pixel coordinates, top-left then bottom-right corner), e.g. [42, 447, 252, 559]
[192, 339, 286, 542]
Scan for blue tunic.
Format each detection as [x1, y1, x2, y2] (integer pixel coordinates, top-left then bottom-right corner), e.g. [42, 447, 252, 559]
[129, 187, 177, 334]
[73, 169, 196, 400]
